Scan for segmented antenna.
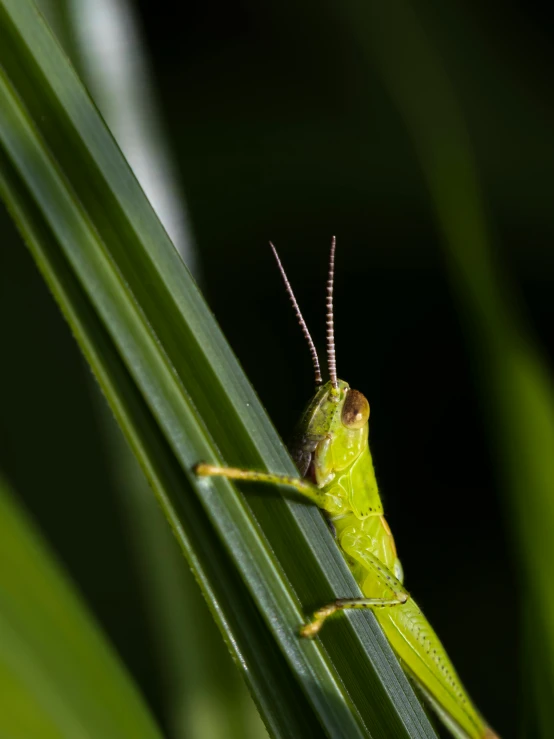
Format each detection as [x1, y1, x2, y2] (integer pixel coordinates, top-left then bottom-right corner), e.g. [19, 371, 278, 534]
[269, 242, 323, 386]
[326, 236, 338, 391]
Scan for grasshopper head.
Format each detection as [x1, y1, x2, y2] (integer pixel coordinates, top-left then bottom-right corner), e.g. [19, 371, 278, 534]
[296, 380, 369, 443]
[290, 381, 381, 520]
[291, 380, 368, 475]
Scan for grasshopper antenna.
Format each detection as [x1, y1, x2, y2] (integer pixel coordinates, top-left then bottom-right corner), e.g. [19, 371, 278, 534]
[269, 242, 323, 386]
[326, 235, 338, 391]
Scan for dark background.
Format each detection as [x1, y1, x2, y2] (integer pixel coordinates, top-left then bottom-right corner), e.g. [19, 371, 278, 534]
[4, 0, 554, 736]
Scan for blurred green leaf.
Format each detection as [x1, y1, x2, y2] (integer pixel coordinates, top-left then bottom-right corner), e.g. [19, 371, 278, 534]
[0, 1, 438, 737]
[0, 474, 163, 739]
[338, 0, 554, 734]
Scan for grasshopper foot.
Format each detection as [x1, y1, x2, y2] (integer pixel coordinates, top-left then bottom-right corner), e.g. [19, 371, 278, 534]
[299, 604, 338, 638]
[194, 462, 219, 476]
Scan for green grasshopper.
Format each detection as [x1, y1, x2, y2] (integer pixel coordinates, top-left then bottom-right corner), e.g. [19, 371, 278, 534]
[197, 238, 499, 739]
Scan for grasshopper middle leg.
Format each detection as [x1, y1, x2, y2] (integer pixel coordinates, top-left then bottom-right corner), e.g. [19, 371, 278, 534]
[300, 532, 410, 637]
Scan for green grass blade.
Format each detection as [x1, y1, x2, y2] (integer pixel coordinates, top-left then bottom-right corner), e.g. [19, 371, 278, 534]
[0, 2, 438, 736]
[0, 474, 164, 739]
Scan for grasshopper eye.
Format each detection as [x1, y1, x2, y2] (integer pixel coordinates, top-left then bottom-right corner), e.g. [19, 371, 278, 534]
[341, 389, 369, 429]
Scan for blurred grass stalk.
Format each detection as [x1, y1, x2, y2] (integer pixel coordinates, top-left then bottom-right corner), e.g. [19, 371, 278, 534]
[0, 1, 439, 737]
[340, 0, 554, 733]
[34, 0, 265, 736]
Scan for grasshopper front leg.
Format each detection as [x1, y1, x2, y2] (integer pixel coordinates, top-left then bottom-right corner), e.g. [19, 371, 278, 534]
[194, 463, 328, 507]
